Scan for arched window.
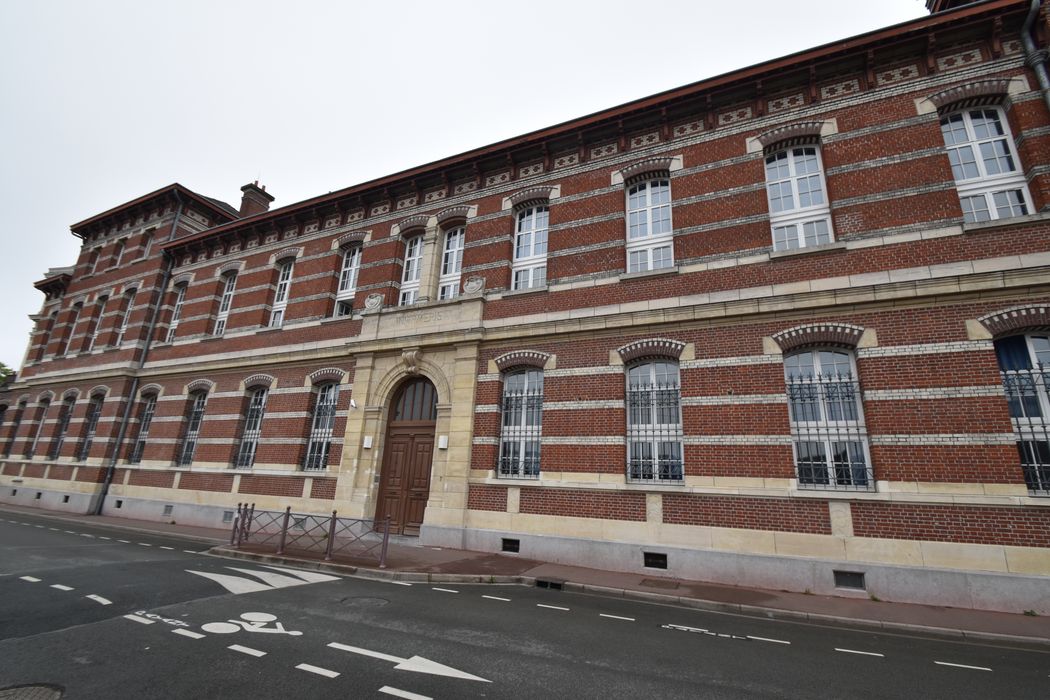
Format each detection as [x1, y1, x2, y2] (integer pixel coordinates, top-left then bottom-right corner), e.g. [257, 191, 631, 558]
[112, 240, 126, 268]
[49, 396, 76, 460]
[4, 400, 26, 457]
[498, 368, 543, 478]
[335, 246, 361, 317]
[86, 296, 108, 352]
[234, 387, 268, 469]
[304, 383, 339, 470]
[784, 349, 871, 489]
[399, 235, 423, 306]
[214, 272, 237, 336]
[765, 145, 832, 251]
[513, 206, 548, 290]
[114, 289, 136, 345]
[994, 333, 1050, 495]
[269, 260, 294, 328]
[87, 249, 100, 275]
[438, 226, 464, 300]
[939, 107, 1031, 224]
[626, 359, 682, 482]
[626, 179, 673, 273]
[166, 284, 187, 343]
[26, 398, 50, 458]
[78, 394, 104, 461]
[127, 393, 157, 465]
[178, 391, 208, 465]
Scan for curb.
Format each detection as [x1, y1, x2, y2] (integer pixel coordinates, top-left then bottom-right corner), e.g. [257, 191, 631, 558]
[0, 506, 227, 546]
[208, 546, 1050, 648]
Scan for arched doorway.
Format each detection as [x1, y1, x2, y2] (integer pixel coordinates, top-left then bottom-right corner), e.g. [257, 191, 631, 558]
[377, 377, 437, 535]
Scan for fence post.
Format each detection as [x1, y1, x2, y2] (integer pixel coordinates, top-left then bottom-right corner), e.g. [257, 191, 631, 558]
[239, 503, 255, 546]
[324, 510, 337, 561]
[276, 506, 291, 555]
[379, 516, 391, 568]
[230, 502, 241, 546]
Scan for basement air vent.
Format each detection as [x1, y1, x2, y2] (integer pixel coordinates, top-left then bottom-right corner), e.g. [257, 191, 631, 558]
[222, 510, 235, 524]
[162, 504, 173, 517]
[644, 552, 668, 570]
[501, 538, 520, 553]
[11, 489, 17, 496]
[35, 492, 42, 500]
[115, 499, 123, 509]
[833, 570, 866, 590]
[62, 495, 70, 503]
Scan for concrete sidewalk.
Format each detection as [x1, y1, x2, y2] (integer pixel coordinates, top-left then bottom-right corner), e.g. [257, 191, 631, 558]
[3, 503, 1048, 646]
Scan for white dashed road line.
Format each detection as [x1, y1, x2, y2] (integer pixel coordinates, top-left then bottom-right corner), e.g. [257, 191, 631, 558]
[665, 624, 707, 633]
[80, 533, 95, 538]
[85, 594, 112, 606]
[173, 629, 205, 640]
[64, 530, 75, 534]
[159, 546, 174, 550]
[482, 595, 511, 602]
[19, 576, 41, 583]
[599, 614, 634, 621]
[229, 644, 266, 657]
[537, 604, 570, 611]
[835, 648, 884, 657]
[137, 543, 152, 547]
[183, 550, 198, 554]
[296, 663, 340, 679]
[124, 614, 155, 625]
[379, 687, 432, 700]
[431, 587, 459, 594]
[935, 661, 992, 672]
[50, 584, 74, 591]
[388, 581, 413, 586]
[118, 540, 131, 544]
[747, 636, 791, 645]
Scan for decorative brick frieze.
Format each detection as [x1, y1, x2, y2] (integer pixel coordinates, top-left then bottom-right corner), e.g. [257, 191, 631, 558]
[771, 322, 865, 352]
[977, 304, 1050, 337]
[493, 350, 550, 371]
[616, 338, 685, 363]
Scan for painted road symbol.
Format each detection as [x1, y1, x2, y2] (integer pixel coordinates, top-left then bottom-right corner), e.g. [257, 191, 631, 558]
[201, 612, 303, 636]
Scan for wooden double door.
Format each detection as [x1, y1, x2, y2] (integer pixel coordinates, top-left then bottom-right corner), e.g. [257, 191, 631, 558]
[376, 378, 438, 536]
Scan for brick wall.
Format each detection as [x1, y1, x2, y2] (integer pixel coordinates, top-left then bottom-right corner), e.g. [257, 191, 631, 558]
[519, 488, 645, 521]
[663, 494, 832, 534]
[851, 502, 1050, 548]
[466, 485, 507, 512]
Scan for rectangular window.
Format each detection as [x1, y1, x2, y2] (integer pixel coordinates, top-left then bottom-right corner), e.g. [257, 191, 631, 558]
[61, 305, 82, 356]
[513, 206, 549, 290]
[269, 262, 293, 328]
[785, 350, 873, 490]
[86, 297, 107, 352]
[437, 227, 464, 301]
[498, 369, 543, 478]
[179, 393, 208, 466]
[626, 361, 683, 482]
[399, 236, 423, 306]
[625, 180, 674, 272]
[26, 401, 50, 458]
[114, 291, 135, 345]
[303, 384, 339, 470]
[234, 388, 267, 469]
[128, 395, 157, 465]
[996, 334, 1050, 495]
[166, 286, 186, 343]
[4, 403, 26, 458]
[78, 396, 104, 461]
[335, 246, 361, 316]
[49, 398, 75, 460]
[766, 146, 834, 252]
[214, 274, 237, 336]
[940, 108, 1032, 224]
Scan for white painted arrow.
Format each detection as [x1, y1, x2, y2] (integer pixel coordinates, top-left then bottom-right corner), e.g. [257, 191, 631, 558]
[327, 642, 490, 682]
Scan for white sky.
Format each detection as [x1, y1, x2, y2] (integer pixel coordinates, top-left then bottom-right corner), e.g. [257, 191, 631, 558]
[0, 0, 929, 370]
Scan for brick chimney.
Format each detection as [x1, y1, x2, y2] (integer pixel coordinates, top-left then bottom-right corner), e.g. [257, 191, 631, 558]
[239, 181, 275, 218]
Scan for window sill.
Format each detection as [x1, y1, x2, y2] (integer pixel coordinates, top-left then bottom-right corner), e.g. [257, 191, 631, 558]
[769, 241, 846, 259]
[618, 265, 679, 282]
[961, 210, 1050, 234]
[500, 285, 548, 298]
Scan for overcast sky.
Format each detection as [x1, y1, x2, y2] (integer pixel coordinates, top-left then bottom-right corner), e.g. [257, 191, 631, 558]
[0, 0, 929, 370]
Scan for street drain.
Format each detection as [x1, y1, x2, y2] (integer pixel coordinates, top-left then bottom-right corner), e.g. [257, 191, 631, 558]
[338, 597, 389, 608]
[0, 685, 64, 700]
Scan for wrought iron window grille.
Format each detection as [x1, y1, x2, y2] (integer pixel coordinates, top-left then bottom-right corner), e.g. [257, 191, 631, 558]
[1001, 364, 1050, 496]
[234, 389, 268, 469]
[498, 379, 543, 479]
[626, 381, 684, 483]
[303, 385, 338, 471]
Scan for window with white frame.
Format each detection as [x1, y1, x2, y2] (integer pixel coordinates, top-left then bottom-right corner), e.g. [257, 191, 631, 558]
[626, 179, 674, 273]
[214, 273, 237, 336]
[112, 240, 125, 268]
[26, 398, 51, 458]
[86, 296, 108, 352]
[166, 285, 186, 343]
[513, 205, 548, 290]
[784, 349, 872, 490]
[127, 394, 156, 464]
[49, 396, 76, 460]
[335, 246, 361, 317]
[498, 369, 543, 478]
[77, 395, 104, 461]
[939, 107, 1031, 224]
[178, 391, 208, 465]
[87, 250, 100, 275]
[438, 227, 464, 300]
[993, 333, 1050, 495]
[303, 383, 339, 470]
[626, 360, 683, 482]
[4, 401, 26, 458]
[399, 235, 423, 306]
[141, 232, 154, 259]
[61, 304, 82, 356]
[114, 290, 135, 345]
[765, 146, 833, 252]
[269, 261, 293, 328]
[234, 387, 268, 468]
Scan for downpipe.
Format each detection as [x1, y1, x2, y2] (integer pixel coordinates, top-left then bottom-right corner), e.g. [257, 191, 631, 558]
[1023, 0, 1050, 113]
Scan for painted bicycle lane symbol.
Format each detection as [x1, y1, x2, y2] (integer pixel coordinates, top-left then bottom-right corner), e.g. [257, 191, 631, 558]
[201, 612, 302, 636]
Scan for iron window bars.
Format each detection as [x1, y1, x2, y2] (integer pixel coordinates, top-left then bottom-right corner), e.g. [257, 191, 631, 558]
[626, 361, 684, 482]
[1001, 364, 1050, 496]
[234, 388, 268, 469]
[77, 396, 103, 461]
[179, 392, 208, 466]
[127, 394, 156, 464]
[49, 398, 75, 460]
[303, 384, 339, 470]
[498, 369, 543, 478]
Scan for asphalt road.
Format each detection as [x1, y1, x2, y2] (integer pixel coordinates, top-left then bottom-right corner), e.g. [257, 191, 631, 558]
[1, 509, 1047, 699]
